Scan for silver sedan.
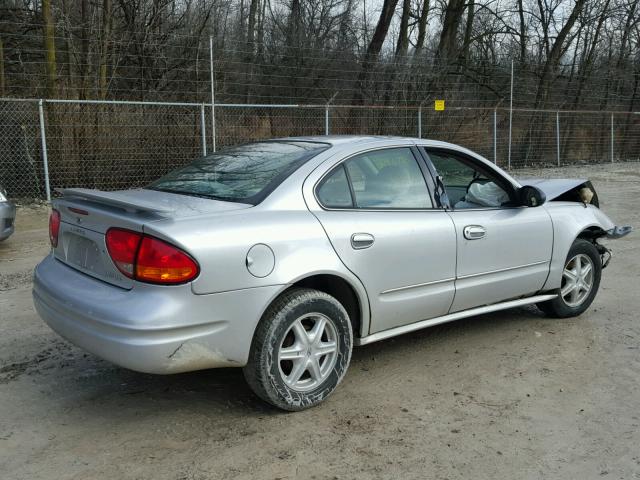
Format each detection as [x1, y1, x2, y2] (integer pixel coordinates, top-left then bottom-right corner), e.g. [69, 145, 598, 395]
[33, 136, 631, 410]
[0, 186, 16, 241]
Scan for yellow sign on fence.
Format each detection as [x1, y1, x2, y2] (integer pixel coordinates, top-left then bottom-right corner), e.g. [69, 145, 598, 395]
[435, 100, 445, 111]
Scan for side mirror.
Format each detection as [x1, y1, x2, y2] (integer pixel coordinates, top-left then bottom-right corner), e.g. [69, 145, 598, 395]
[519, 185, 546, 207]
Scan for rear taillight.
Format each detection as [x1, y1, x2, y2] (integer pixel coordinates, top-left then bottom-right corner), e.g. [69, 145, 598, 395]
[49, 209, 61, 247]
[105, 229, 142, 278]
[105, 228, 199, 285]
[135, 237, 199, 284]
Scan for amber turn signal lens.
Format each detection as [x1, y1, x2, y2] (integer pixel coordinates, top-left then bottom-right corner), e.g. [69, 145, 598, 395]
[135, 236, 199, 284]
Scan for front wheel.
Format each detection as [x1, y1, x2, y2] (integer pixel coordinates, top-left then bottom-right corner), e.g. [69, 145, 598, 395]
[243, 288, 353, 411]
[537, 239, 602, 318]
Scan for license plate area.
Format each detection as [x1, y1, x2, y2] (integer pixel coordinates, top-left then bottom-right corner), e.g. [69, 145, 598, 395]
[54, 223, 133, 289]
[66, 234, 101, 271]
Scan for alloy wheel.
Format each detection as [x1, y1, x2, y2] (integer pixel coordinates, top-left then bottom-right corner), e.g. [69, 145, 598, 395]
[277, 313, 338, 392]
[561, 253, 595, 307]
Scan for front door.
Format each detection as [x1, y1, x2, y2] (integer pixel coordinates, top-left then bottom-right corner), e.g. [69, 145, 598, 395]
[309, 146, 457, 334]
[425, 148, 553, 312]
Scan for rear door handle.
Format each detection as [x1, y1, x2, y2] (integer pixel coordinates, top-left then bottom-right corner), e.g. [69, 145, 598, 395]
[463, 225, 486, 240]
[351, 233, 375, 249]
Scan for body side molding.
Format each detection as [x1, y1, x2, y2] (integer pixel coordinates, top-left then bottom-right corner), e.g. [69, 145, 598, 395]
[355, 294, 557, 346]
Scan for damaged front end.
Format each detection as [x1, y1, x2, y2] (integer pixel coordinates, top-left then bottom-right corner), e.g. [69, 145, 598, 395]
[585, 225, 632, 269]
[519, 177, 632, 271]
[519, 178, 601, 207]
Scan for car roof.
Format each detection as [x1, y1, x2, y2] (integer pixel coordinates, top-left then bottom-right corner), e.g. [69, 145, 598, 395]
[274, 135, 522, 188]
[275, 135, 466, 150]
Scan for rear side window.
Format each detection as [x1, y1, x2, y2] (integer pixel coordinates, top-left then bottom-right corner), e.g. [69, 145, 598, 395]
[317, 165, 353, 208]
[149, 141, 329, 204]
[316, 148, 433, 209]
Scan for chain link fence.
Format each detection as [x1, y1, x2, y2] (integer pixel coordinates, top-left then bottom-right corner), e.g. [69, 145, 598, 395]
[0, 98, 638, 201]
[0, 100, 44, 199]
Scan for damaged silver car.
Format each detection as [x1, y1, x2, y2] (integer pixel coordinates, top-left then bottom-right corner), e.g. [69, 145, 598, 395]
[33, 137, 631, 410]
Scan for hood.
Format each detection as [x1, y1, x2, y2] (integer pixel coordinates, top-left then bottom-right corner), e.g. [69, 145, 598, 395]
[517, 178, 591, 201]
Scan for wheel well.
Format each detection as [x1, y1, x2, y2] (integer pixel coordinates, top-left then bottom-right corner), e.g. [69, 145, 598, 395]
[290, 274, 362, 337]
[577, 226, 607, 242]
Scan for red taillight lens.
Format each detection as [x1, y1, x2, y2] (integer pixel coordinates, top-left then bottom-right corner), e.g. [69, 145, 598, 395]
[105, 228, 143, 278]
[105, 228, 199, 284]
[49, 209, 61, 247]
[135, 236, 199, 284]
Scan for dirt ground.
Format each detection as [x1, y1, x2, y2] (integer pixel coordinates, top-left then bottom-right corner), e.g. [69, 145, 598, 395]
[1, 163, 639, 480]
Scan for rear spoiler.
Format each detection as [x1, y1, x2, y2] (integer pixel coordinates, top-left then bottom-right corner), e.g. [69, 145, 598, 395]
[56, 188, 175, 214]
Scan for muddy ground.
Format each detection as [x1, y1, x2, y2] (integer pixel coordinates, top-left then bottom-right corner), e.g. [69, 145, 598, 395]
[0, 163, 638, 480]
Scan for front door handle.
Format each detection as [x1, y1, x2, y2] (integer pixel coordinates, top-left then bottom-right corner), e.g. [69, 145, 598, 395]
[351, 233, 375, 249]
[463, 225, 486, 240]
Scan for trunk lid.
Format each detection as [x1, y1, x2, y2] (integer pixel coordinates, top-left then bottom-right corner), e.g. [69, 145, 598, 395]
[52, 188, 251, 288]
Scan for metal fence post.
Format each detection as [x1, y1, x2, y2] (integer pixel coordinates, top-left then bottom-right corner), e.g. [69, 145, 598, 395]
[508, 59, 514, 170]
[325, 106, 329, 135]
[325, 92, 337, 136]
[493, 108, 497, 164]
[611, 113, 614, 163]
[556, 111, 560, 167]
[200, 103, 207, 156]
[38, 99, 51, 202]
[209, 36, 216, 152]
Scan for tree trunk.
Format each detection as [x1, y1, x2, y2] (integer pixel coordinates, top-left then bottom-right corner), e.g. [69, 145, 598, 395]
[352, 0, 399, 104]
[79, 0, 90, 99]
[461, 0, 475, 62]
[517, 0, 526, 63]
[534, 0, 587, 107]
[244, 0, 259, 101]
[436, 0, 466, 63]
[42, 0, 57, 97]
[286, 0, 302, 48]
[617, 0, 639, 66]
[256, 0, 267, 60]
[247, 0, 259, 48]
[414, 0, 430, 55]
[396, 0, 411, 57]
[99, 0, 112, 100]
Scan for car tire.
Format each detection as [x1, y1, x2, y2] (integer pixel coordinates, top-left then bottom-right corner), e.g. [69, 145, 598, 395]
[537, 239, 602, 318]
[243, 288, 353, 411]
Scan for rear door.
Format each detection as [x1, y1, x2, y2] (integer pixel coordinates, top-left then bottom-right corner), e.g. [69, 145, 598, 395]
[308, 146, 457, 334]
[423, 148, 553, 312]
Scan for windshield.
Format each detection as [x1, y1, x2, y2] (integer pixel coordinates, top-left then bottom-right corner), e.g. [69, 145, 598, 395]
[148, 141, 329, 204]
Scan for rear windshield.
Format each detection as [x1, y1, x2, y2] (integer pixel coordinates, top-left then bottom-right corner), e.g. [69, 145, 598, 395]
[148, 141, 329, 204]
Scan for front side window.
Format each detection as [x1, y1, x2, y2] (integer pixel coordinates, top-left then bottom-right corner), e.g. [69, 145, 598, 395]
[427, 150, 513, 209]
[149, 141, 329, 204]
[316, 148, 432, 209]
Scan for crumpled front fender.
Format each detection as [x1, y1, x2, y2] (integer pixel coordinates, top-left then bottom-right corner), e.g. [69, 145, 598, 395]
[542, 203, 621, 291]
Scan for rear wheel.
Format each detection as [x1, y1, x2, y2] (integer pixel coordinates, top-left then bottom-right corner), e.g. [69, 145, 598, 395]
[537, 239, 601, 318]
[243, 288, 353, 411]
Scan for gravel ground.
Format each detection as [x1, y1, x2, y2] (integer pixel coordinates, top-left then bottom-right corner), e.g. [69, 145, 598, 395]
[0, 163, 638, 480]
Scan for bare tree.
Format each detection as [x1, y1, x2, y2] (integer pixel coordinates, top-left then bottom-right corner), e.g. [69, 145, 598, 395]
[436, 0, 466, 62]
[42, 0, 57, 97]
[99, 0, 112, 99]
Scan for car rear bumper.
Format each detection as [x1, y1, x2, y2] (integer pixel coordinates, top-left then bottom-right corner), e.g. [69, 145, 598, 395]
[33, 254, 282, 374]
[0, 201, 16, 241]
